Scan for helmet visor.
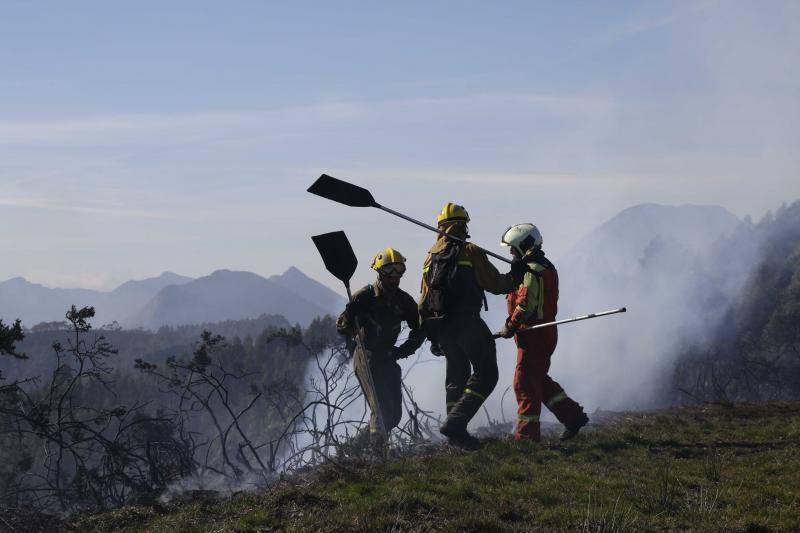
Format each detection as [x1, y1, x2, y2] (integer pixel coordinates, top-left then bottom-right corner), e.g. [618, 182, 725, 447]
[379, 263, 406, 277]
[500, 225, 514, 247]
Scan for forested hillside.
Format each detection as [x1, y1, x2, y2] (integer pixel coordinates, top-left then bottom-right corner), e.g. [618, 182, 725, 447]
[0, 313, 293, 382]
[673, 201, 800, 403]
[0, 307, 342, 514]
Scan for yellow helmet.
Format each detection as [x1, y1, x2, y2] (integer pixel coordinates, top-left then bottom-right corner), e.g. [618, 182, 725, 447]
[436, 203, 470, 225]
[371, 247, 407, 276]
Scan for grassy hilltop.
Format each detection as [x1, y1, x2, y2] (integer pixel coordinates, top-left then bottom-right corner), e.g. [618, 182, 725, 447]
[59, 402, 800, 532]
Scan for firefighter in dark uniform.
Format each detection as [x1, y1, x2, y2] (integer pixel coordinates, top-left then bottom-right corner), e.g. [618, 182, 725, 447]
[419, 203, 524, 447]
[337, 247, 426, 444]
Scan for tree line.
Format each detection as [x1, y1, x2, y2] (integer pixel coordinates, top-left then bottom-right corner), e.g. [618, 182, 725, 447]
[672, 201, 800, 403]
[0, 306, 434, 517]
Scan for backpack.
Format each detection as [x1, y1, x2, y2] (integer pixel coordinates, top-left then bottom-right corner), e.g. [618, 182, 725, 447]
[422, 240, 463, 316]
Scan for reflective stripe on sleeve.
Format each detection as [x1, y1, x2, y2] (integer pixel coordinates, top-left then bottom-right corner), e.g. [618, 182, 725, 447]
[537, 276, 545, 319]
[518, 413, 539, 423]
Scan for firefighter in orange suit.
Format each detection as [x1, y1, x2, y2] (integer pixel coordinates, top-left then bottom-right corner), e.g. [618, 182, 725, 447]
[497, 223, 589, 441]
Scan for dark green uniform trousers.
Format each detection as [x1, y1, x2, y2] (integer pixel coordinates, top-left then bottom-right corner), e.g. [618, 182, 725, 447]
[437, 314, 498, 428]
[353, 347, 403, 437]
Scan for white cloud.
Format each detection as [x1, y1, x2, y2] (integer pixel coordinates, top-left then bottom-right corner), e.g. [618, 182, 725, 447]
[0, 102, 367, 146]
[0, 90, 609, 147]
[0, 195, 190, 220]
[600, 0, 719, 43]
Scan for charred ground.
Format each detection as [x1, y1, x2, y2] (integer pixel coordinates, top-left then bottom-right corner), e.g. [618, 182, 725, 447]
[36, 401, 800, 532]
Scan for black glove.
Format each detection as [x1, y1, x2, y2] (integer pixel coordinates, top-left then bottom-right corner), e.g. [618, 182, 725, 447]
[391, 345, 409, 360]
[429, 340, 444, 357]
[344, 336, 356, 355]
[510, 258, 530, 283]
[336, 315, 353, 336]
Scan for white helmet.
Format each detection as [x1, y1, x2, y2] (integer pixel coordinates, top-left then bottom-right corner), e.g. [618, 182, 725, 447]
[500, 223, 543, 255]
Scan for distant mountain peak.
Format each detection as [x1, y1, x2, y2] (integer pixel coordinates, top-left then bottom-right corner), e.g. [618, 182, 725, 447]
[1, 277, 31, 286]
[568, 203, 740, 254]
[274, 266, 313, 281]
[111, 271, 192, 291]
[615, 203, 735, 219]
[559, 202, 743, 281]
[268, 266, 346, 316]
[206, 269, 263, 281]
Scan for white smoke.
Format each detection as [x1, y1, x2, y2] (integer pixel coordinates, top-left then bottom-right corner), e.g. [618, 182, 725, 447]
[396, 203, 761, 432]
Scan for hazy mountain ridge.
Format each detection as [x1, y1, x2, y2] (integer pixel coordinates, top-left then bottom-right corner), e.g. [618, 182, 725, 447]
[0, 267, 345, 331]
[129, 269, 340, 329]
[0, 278, 100, 325]
[0, 271, 193, 328]
[560, 203, 741, 281]
[102, 271, 194, 325]
[269, 266, 345, 314]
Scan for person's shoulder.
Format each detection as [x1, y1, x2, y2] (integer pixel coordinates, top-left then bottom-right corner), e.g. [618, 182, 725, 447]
[397, 287, 418, 306]
[352, 284, 375, 302]
[526, 256, 556, 275]
[536, 254, 557, 271]
[464, 242, 485, 257]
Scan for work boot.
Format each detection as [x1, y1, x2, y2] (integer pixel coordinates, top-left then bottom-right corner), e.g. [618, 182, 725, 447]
[439, 419, 480, 449]
[560, 412, 589, 441]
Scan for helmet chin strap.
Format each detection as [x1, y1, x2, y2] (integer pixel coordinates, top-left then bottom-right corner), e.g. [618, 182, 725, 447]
[526, 246, 545, 259]
[377, 275, 400, 292]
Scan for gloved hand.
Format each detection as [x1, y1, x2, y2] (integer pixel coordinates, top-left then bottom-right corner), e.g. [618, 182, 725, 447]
[344, 336, 356, 355]
[429, 340, 444, 357]
[497, 321, 517, 339]
[510, 258, 529, 284]
[390, 345, 406, 360]
[336, 316, 353, 336]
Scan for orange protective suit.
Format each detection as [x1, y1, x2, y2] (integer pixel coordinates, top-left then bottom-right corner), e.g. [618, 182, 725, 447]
[505, 250, 587, 440]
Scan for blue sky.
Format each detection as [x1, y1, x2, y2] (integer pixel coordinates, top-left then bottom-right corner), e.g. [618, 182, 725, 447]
[1, 1, 798, 291]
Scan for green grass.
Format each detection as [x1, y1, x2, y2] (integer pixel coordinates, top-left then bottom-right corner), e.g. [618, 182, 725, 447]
[67, 402, 800, 532]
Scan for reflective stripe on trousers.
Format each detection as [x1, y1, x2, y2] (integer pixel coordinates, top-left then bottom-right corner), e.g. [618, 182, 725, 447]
[463, 388, 486, 401]
[545, 391, 568, 409]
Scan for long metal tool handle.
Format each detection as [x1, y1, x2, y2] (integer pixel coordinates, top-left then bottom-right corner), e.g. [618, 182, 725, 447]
[377, 204, 513, 265]
[307, 174, 513, 265]
[495, 307, 626, 338]
[346, 286, 388, 440]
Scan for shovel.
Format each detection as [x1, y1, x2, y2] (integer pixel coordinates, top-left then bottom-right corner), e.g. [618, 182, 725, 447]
[308, 174, 513, 265]
[311, 230, 388, 441]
